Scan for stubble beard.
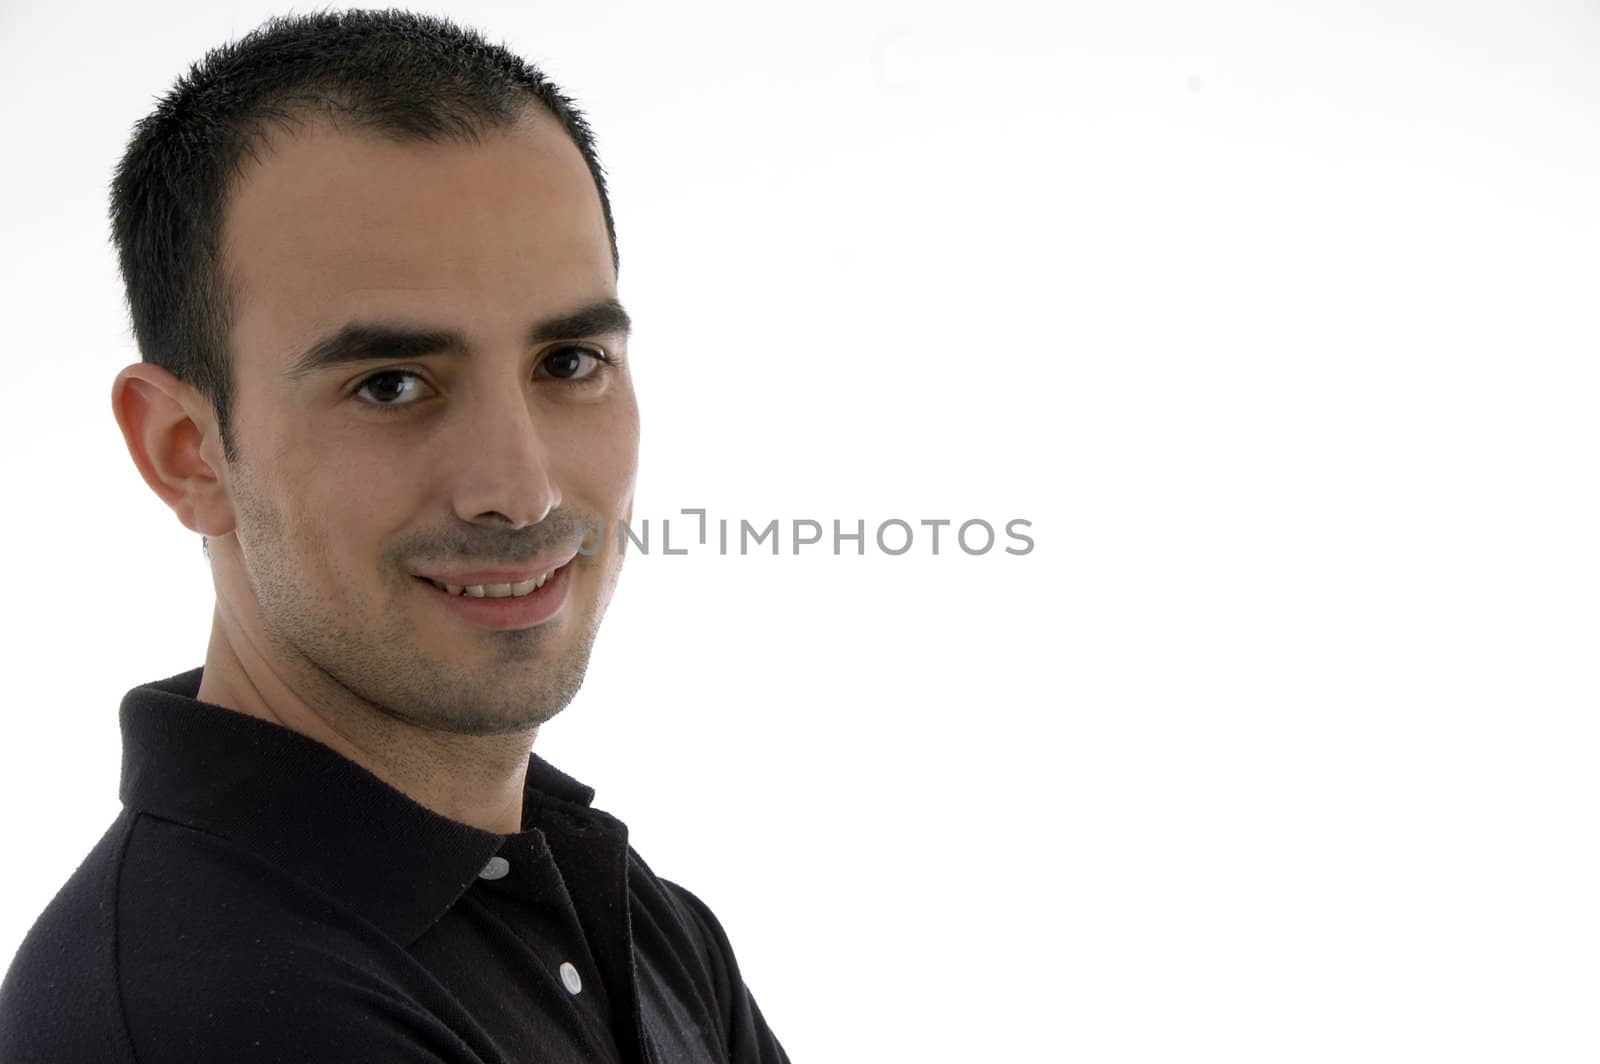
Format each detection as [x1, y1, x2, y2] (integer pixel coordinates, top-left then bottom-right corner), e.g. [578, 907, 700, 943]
[229, 466, 604, 737]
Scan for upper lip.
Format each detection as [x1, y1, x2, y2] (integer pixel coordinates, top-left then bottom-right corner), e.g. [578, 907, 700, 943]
[413, 551, 577, 586]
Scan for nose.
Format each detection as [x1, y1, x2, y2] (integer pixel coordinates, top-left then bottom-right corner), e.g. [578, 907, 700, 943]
[449, 383, 561, 529]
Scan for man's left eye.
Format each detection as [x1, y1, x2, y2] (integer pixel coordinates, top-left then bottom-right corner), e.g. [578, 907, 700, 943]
[538, 345, 611, 381]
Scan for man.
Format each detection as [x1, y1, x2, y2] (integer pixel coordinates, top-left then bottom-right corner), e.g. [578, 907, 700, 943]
[0, 10, 789, 1063]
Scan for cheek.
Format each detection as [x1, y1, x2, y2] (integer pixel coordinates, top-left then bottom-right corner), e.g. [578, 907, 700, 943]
[543, 395, 638, 511]
[588, 394, 641, 503]
[241, 396, 434, 577]
[272, 452, 411, 568]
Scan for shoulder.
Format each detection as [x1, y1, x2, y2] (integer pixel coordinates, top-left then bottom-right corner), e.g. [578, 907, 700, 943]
[627, 850, 792, 1064]
[628, 848, 743, 976]
[657, 873, 736, 971]
[0, 813, 139, 1063]
[626, 845, 724, 978]
[3, 812, 477, 1063]
[651, 870, 753, 1018]
[120, 815, 485, 1060]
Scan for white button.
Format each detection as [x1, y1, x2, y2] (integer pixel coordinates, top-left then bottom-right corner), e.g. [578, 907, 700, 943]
[478, 856, 510, 881]
[559, 961, 583, 995]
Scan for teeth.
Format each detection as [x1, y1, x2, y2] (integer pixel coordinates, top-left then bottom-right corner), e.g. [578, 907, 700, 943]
[431, 570, 554, 599]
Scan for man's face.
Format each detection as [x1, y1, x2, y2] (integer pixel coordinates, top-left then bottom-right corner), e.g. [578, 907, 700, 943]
[215, 108, 637, 735]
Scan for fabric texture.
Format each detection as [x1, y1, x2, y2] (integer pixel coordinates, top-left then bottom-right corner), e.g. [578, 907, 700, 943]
[0, 668, 790, 1064]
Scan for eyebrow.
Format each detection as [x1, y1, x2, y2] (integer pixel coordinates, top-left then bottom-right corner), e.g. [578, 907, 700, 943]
[285, 298, 632, 381]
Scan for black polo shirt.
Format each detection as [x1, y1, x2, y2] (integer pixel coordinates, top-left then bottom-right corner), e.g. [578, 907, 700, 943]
[0, 668, 790, 1064]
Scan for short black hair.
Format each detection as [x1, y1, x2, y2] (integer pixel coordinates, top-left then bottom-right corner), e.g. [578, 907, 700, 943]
[110, 9, 619, 465]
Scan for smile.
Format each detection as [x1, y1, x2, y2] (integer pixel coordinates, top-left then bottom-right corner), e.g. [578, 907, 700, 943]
[411, 559, 573, 632]
[422, 571, 555, 598]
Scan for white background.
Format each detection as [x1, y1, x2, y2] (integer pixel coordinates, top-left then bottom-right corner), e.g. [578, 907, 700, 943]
[1, 1, 1597, 1060]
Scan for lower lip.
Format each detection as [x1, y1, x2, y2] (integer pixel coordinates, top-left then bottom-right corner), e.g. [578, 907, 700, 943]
[415, 562, 572, 631]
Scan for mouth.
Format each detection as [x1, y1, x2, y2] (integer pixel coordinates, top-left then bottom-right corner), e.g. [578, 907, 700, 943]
[410, 551, 577, 598]
[418, 569, 557, 599]
[411, 557, 575, 631]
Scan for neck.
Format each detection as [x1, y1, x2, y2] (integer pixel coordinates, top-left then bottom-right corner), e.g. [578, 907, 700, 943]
[195, 602, 536, 835]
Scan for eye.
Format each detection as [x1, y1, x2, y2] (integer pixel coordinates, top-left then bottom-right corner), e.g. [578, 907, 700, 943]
[537, 345, 614, 382]
[353, 369, 430, 408]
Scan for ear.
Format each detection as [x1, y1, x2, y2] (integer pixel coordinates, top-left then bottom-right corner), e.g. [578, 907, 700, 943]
[111, 363, 236, 537]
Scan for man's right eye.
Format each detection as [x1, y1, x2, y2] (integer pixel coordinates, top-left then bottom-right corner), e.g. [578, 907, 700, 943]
[353, 370, 430, 409]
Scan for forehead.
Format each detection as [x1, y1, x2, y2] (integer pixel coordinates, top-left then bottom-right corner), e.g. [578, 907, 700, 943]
[220, 109, 614, 361]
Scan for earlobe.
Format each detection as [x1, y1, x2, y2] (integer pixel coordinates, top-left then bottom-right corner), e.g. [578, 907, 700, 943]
[110, 363, 236, 537]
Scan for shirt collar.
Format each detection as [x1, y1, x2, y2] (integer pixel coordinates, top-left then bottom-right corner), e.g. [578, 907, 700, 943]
[118, 666, 603, 945]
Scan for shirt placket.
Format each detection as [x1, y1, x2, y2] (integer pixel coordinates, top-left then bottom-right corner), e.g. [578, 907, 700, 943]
[533, 807, 651, 1064]
[474, 829, 626, 1062]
